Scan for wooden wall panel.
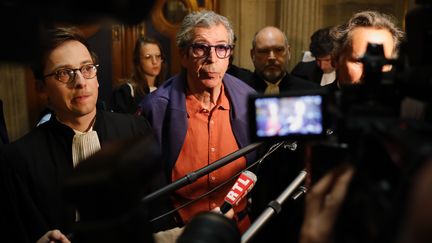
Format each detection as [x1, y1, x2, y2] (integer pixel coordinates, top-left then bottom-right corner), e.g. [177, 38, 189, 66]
[111, 23, 146, 88]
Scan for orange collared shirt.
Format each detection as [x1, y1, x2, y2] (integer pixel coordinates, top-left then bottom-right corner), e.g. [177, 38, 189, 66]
[172, 84, 247, 225]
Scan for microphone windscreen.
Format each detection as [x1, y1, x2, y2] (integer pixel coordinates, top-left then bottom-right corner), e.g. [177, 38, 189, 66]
[177, 211, 240, 243]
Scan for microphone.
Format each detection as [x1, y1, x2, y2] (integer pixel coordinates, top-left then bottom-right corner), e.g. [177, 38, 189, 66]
[220, 170, 257, 214]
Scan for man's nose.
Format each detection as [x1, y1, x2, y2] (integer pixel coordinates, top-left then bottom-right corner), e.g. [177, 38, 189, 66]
[205, 47, 217, 62]
[268, 50, 276, 59]
[72, 71, 86, 87]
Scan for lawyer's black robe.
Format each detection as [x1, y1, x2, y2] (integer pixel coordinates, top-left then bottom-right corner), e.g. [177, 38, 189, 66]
[0, 110, 173, 243]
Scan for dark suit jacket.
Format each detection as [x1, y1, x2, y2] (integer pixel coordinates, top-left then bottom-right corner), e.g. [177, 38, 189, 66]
[226, 64, 253, 82]
[323, 79, 339, 92]
[246, 71, 320, 243]
[245, 71, 320, 93]
[110, 83, 148, 114]
[291, 60, 324, 85]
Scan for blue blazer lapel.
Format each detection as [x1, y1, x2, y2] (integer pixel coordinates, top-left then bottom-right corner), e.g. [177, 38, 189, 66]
[223, 74, 256, 164]
[166, 74, 188, 173]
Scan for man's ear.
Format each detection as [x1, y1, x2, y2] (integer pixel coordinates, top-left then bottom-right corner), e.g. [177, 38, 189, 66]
[250, 49, 255, 61]
[287, 45, 292, 60]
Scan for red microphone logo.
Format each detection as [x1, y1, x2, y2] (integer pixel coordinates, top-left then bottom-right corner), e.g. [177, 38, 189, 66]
[224, 170, 257, 206]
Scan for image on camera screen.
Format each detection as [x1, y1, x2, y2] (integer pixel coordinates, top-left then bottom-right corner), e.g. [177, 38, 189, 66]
[252, 95, 324, 139]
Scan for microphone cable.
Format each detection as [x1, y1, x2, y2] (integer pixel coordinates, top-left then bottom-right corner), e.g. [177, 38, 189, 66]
[149, 167, 244, 223]
[149, 140, 288, 223]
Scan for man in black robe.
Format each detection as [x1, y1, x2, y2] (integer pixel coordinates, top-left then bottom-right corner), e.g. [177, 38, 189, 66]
[291, 26, 336, 86]
[0, 27, 173, 243]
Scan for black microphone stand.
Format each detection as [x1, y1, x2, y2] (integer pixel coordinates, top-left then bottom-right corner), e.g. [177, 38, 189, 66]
[142, 142, 264, 203]
[241, 169, 307, 243]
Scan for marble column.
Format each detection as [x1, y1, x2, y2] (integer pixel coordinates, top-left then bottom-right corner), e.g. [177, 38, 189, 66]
[219, 0, 278, 71]
[279, 0, 322, 70]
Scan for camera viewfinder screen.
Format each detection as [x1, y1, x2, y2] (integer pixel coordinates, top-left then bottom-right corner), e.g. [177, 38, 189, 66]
[254, 95, 323, 138]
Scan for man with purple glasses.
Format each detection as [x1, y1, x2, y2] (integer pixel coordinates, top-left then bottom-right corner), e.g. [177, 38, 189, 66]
[139, 10, 255, 233]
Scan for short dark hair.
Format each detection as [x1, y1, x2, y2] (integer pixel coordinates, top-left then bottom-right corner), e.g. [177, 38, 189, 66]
[309, 26, 334, 58]
[31, 27, 96, 82]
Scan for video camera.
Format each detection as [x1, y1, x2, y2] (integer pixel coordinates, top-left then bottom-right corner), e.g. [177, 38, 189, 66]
[247, 5, 432, 242]
[249, 42, 415, 142]
[248, 35, 432, 186]
[248, 90, 328, 142]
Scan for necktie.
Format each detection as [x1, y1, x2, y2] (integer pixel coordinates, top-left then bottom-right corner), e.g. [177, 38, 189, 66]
[264, 81, 280, 94]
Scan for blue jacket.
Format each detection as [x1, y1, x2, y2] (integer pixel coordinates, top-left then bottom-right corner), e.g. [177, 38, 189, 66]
[139, 72, 256, 179]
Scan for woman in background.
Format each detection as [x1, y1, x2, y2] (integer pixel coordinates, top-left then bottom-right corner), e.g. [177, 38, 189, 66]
[111, 36, 166, 114]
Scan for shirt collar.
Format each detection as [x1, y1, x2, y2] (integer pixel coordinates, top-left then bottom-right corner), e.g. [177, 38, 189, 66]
[264, 79, 282, 87]
[218, 83, 229, 110]
[186, 83, 230, 115]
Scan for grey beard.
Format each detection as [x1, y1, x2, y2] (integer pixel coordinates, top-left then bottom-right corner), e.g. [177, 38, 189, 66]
[261, 71, 286, 83]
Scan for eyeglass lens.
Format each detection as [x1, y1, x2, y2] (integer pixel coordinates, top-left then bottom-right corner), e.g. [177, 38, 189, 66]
[56, 64, 98, 83]
[191, 43, 232, 58]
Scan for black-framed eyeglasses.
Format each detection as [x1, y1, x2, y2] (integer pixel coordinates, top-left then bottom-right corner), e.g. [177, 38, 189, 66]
[43, 64, 99, 84]
[189, 43, 234, 59]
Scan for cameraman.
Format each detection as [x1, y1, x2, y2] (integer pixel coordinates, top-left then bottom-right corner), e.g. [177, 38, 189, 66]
[324, 10, 405, 91]
[300, 10, 407, 243]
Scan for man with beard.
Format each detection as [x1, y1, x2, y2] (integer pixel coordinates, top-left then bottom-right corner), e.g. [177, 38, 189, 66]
[247, 26, 319, 243]
[247, 26, 318, 93]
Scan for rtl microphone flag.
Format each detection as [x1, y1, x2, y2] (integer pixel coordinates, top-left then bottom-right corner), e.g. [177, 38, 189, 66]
[220, 170, 257, 214]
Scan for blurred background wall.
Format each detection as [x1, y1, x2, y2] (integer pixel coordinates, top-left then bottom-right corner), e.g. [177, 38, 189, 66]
[0, 0, 416, 142]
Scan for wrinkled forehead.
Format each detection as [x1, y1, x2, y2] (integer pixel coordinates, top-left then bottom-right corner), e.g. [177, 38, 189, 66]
[348, 27, 395, 58]
[191, 24, 229, 43]
[255, 29, 286, 48]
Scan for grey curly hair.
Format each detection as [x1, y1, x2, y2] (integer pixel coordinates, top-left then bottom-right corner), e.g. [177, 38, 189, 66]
[331, 10, 405, 61]
[176, 10, 235, 50]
